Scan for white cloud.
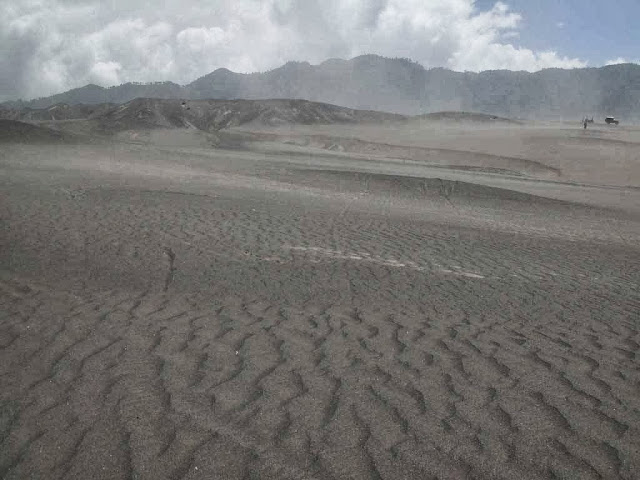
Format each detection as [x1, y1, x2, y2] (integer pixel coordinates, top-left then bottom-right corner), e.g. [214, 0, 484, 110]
[90, 61, 122, 86]
[605, 57, 639, 66]
[556, 22, 565, 28]
[1, 0, 590, 100]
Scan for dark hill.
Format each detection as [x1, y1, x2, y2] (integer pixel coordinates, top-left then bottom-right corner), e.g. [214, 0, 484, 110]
[0, 119, 78, 143]
[89, 98, 407, 133]
[0, 103, 116, 122]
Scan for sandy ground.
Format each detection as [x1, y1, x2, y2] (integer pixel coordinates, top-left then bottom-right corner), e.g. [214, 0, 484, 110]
[1, 121, 639, 479]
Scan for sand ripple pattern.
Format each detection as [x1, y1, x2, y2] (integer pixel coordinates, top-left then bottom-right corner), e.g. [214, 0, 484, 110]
[2, 262, 639, 480]
[1, 147, 640, 479]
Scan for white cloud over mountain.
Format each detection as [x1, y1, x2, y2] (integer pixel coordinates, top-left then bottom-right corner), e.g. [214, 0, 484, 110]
[606, 58, 640, 66]
[1, 0, 588, 101]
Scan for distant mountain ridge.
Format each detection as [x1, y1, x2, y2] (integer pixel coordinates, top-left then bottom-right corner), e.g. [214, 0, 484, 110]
[3, 55, 640, 120]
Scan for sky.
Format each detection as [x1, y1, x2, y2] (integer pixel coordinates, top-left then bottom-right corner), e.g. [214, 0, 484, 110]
[1, 0, 638, 102]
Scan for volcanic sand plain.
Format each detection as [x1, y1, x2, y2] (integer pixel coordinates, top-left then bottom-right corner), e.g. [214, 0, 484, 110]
[1, 118, 640, 479]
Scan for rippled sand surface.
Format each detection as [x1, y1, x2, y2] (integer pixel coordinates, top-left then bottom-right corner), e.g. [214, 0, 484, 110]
[1, 122, 639, 479]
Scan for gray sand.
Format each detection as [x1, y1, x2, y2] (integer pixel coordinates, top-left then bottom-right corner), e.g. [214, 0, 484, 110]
[1, 121, 639, 479]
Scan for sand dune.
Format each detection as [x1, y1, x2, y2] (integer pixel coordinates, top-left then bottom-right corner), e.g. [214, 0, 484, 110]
[418, 111, 522, 124]
[241, 121, 640, 187]
[1, 118, 639, 479]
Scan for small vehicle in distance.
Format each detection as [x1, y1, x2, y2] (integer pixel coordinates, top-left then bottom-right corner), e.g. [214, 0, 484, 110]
[605, 116, 619, 125]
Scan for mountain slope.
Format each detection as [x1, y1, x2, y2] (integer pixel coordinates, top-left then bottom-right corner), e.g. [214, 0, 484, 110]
[3, 56, 639, 119]
[35, 98, 407, 134]
[0, 119, 78, 143]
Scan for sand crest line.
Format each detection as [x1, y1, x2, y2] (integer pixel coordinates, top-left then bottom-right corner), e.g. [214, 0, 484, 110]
[283, 245, 486, 279]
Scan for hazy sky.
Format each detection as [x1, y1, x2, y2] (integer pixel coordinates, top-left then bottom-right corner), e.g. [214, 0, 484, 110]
[1, 0, 637, 101]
